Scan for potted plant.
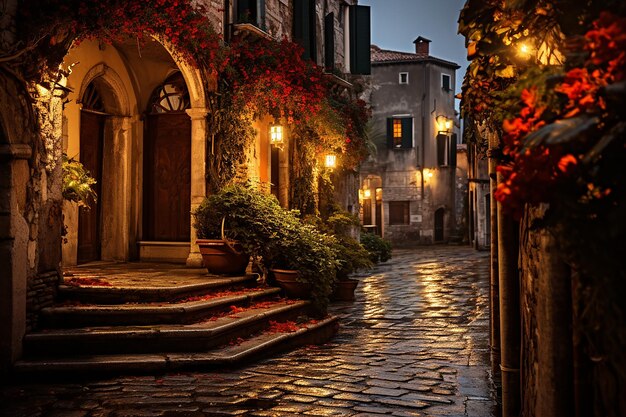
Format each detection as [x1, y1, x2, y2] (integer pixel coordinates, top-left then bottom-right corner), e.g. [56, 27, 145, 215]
[361, 232, 392, 264]
[331, 236, 373, 301]
[193, 203, 250, 276]
[195, 184, 338, 314]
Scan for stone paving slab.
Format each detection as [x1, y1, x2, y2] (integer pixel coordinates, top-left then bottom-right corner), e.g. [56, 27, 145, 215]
[1, 246, 497, 417]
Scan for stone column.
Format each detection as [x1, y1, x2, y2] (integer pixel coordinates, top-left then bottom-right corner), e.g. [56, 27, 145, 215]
[278, 138, 289, 208]
[0, 143, 31, 377]
[185, 107, 208, 267]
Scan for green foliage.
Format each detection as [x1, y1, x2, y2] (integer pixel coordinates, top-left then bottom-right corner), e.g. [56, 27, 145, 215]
[360, 233, 392, 264]
[333, 236, 373, 279]
[193, 184, 338, 313]
[62, 155, 97, 208]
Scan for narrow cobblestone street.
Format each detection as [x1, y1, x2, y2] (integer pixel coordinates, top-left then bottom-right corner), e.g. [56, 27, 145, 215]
[0, 246, 495, 417]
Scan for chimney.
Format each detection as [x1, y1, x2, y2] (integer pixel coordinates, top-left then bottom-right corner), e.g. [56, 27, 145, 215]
[413, 36, 431, 56]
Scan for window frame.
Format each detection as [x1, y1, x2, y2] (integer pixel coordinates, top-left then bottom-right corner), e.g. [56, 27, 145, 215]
[388, 201, 410, 225]
[399, 72, 409, 84]
[441, 73, 451, 92]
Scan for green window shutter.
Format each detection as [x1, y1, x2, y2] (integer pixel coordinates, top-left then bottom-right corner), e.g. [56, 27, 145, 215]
[437, 134, 447, 166]
[450, 133, 457, 167]
[293, 0, 316, 61]
[324, 13, 335, 71]
[349, 5, 371, 75]
[387, 118, 394, 149]
[401, 118, 413, 148]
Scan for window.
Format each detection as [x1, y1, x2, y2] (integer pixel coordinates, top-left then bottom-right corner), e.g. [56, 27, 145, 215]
[442, 74, 451, 91]
[389, 201, 410, 225]
[387, 117, 413, 149]
[348, 5, 371, 75]
[236, 0, 266, 29]
[399, 72, 409, 84]
[324, 13, 335, 71]
[293, 0, 317, 61]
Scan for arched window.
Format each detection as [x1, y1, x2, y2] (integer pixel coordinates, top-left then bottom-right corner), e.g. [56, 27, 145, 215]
[82, 82, 105, 112]
[148, 72, 190, 114]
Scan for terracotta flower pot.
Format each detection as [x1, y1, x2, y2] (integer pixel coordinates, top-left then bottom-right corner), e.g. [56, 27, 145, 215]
[331, 278, 359, 301]
[271, 268, 312, 299]
[197, 239, 249, 275]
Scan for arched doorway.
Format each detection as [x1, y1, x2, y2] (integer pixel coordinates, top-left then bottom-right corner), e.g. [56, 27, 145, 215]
[77, 82, 106, 263]
[434, 207, 445, 242]
[143, 72, 191, 242]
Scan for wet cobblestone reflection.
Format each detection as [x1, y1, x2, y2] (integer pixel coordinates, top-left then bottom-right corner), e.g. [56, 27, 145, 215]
[0, 246, 496, 417]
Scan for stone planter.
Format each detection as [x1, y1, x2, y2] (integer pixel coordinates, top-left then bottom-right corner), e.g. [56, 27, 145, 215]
[197, 239, 249, 275]
[331, 278, 359, 301]
[271, 268, 312, 299]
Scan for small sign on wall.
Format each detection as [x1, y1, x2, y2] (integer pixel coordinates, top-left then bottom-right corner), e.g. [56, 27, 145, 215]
[410, 215, 422, 223]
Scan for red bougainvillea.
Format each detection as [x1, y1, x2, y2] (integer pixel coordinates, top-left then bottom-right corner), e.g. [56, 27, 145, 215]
[494, 13, 625, 217]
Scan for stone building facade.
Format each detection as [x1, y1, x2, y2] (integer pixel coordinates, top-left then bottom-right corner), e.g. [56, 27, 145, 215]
[0, 0, 370, 376]
[359, 38, 465, 245]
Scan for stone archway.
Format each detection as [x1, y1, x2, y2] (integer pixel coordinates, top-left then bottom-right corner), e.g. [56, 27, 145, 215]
[62, 36, 210, 267]
[0, 96, 30, 376]
[63, 58, 134, 265]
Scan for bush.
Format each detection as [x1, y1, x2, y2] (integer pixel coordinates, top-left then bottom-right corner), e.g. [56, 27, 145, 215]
[361, 233, 392, 263]
[193, 184, 338, 313]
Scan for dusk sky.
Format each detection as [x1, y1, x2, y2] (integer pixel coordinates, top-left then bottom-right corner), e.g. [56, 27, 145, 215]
[360, 0, 468, 96]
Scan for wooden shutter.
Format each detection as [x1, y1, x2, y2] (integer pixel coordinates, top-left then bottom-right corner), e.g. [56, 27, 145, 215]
[386, 118, 394, 149]
[293, 0, 317, 61]
[349, 5, 371, 75]
[401, 118, 412, 148]
[450, 133, 457, 167]
[437, 134, 447, 166]
[324, 13, 335, 71]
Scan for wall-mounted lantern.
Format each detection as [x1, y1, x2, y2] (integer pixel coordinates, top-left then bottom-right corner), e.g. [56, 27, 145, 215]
[363, 188, 372, 199]
[270, 123, 284, 148]
[436, 115, 453, 134]
[324, 153, 337, 170]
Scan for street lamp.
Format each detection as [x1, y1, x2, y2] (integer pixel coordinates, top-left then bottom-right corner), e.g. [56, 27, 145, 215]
[436, 115, 452, 134]
[324, 153, 337, 170]
[270, 123, 284, 148]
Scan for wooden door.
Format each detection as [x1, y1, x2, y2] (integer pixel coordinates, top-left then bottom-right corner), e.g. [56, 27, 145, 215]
[144, 113, 191, 241]
[77, 111, 104, 263]
[435, 208, 445, 242]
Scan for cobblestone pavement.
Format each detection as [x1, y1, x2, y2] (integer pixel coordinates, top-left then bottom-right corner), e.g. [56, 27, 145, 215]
[0, 246, 496, 417]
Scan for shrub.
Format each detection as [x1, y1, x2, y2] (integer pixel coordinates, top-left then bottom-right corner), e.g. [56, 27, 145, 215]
[361, 233, 392, 264]
[193, 184, 338, 313]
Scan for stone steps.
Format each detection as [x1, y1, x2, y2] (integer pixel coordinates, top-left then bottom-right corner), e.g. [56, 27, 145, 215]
[16, 263, 338, 377]
[14, 316, 338, 376]
[57, 274, 259, 304]
[40, 288, 281, 327]
[25, 300, 312, 356]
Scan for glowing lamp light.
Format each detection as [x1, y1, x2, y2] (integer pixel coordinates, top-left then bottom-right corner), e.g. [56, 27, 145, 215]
[270, 124, 284, 147]
[423, 169, 434, 179]
[363, 189, 372, 199]
[325, 154, 337, 169]
[517, 42, 534, 59]
[436, 115, 453, 133]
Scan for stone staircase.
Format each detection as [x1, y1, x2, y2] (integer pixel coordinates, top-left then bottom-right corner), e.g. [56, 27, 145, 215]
[14, 265, 338, 377]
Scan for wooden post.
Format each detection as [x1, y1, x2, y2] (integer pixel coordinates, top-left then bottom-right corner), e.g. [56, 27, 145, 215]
[488, 133, 501, 376]
[497, 169, 520, 417]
